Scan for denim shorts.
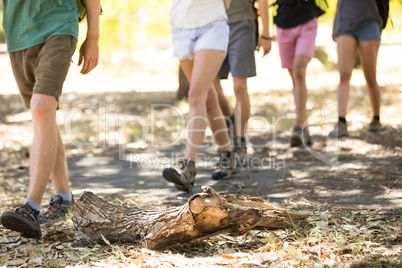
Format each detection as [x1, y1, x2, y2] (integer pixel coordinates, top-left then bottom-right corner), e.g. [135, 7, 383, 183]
[171, 17, 229, 60]
[343, 21, 381, 41]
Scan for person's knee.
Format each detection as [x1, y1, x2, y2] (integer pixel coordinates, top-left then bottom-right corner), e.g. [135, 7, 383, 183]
[291, 67, 306, 82]
[206, 95, 215, 113]
[213, 79, 222, 92]
[188, 87, 204, 108]
[234, 84, 247, 96]
[339, 70, 352, 84]
[30, 95, 57, 125]
[233, 79, 248, 100]
[207, 89, 222, 113]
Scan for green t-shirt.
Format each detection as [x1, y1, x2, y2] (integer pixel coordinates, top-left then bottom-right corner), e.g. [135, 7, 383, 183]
[3, 0, 79, 52]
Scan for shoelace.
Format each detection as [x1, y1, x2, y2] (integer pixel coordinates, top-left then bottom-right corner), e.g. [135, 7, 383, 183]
[177, 160, 187, 170]
[15, 205, 40, 221]
[45, 201, 63, 216]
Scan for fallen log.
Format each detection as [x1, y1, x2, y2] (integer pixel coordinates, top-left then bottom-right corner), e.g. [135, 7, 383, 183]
[72, 186, 308, 249]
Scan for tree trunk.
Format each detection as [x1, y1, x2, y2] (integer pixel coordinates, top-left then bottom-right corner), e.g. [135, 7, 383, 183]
[72, 186, 307, 250]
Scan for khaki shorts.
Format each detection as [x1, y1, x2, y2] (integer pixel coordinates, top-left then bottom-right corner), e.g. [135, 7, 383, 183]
[9, 35, 77, 109]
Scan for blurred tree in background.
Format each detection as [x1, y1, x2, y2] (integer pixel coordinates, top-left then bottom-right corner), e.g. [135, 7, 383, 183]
[78, 0, 172, 71]
[95, 0, 171, 53]
[0, 0, 401, 58]
[0, 1, 172, 52]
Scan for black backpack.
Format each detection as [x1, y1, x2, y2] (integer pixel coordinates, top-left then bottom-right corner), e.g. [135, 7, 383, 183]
[375, 0, 390, 29]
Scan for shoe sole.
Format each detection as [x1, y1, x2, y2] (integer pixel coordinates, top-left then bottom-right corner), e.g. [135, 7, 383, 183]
[369, 128, 381, 132]
[40, 214, 68, 224]
[162, 169, 190, 193]
[1, 212, 41, 238]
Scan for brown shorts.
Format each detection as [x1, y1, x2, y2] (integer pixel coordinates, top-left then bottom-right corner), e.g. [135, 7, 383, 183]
[9, 35, 77, 109]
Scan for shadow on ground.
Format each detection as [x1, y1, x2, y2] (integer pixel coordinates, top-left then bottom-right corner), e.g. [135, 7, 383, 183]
[1, 88, 401, 212]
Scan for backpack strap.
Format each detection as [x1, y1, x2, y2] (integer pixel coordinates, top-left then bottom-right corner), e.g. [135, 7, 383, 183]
[78, 0, 86, 22]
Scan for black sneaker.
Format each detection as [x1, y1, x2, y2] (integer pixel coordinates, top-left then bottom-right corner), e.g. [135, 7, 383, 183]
[1, 203, 41, 238]
[163, 160, 196, 194]
[40, 195, 74, 223]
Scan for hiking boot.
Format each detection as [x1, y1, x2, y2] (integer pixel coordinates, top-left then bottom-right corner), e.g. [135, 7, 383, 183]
[328, 121, 348, 138]
[163, 160, 196, 194]
[1, 203, 41, 238]
[290, 127, 312, 147]
[40, 195, 75, 223]
[234, 140, 247, 167]
[369, 119, 382, 132]
[212, 151, 238, 180]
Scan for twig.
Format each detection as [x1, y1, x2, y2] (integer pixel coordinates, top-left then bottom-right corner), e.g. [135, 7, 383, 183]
[375, 171, 402, 190]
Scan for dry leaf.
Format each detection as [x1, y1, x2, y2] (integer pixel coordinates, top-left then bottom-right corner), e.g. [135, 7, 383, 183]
[217, 254, 239, 260]
[7, 259, 27, 266]
[0, 235, 9, 243]
[29, 257, 43, 265]
[258, 243, 276, 252]
[100, 233, 111, 246]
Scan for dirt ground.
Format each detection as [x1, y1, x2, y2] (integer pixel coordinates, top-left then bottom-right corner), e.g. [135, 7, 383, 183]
[1, 84, 401, 267]
[0, 40, 401, 266]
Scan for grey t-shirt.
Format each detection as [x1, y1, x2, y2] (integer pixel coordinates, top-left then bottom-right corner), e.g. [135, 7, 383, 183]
[226, 0, 256, 24]
[332, 0, 382, 39]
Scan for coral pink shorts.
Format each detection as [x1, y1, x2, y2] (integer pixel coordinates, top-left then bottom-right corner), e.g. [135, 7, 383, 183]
[276, 18, 318, 69]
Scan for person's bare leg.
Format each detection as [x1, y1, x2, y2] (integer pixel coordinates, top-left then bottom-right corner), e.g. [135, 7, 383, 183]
[206, 86, 232, 151]
[50, 127, 70, 193]
[180, 49, 226, 161]
[290, 55, 310, 129]
[232, 77, 250, 138]
[335, 35, 358, 118]
[26, 94, 64, 205]
[358, 40, 381, 117]
[213, 78, 233, 118]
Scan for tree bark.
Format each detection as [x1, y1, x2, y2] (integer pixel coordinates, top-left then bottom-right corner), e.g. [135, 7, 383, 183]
[72, 186, 308, 250]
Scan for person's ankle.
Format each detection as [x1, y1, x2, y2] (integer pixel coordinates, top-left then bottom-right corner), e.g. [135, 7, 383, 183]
[339, 117, 347, 125]
[56, 191, 73, 202]
[24, 199, 41, 212]
[235, 136, 246, 143]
